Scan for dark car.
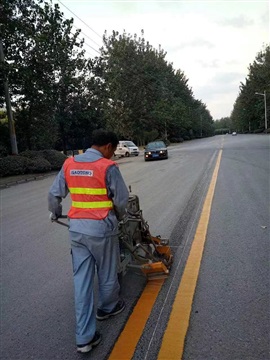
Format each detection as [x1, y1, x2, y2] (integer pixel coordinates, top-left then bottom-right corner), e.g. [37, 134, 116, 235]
[144, 141, 168, 161]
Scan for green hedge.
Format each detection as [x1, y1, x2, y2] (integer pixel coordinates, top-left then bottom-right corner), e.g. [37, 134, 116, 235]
[170, 137, 184, 143]
[253, 128, 270, 134]
[0, 150, 67, 177]
[40, 150, 67, 170]
[0, 156, 31, 177]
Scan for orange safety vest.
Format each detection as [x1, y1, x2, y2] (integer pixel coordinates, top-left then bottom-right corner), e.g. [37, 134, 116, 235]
[64, 157, 116, 220]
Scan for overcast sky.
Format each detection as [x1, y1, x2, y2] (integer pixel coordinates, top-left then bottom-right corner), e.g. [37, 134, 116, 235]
[56, 0, 269, 120]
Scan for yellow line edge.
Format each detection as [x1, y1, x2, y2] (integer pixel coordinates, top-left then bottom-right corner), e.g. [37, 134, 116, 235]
[108, 279, 165, 360]
[158, 149, 223, 360]
[108, 149, 223, 360]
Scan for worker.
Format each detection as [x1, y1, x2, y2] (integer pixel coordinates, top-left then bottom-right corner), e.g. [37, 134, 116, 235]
[48, 129, 129, 353]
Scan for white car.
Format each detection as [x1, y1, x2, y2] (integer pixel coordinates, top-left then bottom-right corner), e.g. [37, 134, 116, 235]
[114, 141, 139, 157]
[232, 132, 237, 136]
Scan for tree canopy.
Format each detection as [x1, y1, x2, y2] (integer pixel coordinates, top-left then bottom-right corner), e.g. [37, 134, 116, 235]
[230, 44, 270, 133]
[6, 0, 261, 155]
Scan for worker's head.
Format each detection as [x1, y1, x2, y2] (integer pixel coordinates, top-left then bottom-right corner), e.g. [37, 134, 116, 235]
[91, 129, 119, 159]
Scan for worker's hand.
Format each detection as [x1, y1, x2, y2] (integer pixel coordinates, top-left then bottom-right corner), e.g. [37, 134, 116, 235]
[50, 212, 59, 222]
[118, 212, 128, 225]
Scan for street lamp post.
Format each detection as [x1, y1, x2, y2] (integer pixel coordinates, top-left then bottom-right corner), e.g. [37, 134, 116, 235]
[255, 90, 268, 133]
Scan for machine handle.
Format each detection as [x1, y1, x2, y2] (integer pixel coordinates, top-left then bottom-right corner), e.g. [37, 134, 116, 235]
[50, 214, 69, 227]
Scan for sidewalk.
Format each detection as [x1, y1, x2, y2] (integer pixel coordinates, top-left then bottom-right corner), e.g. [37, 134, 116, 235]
[0, 171, 58, 189]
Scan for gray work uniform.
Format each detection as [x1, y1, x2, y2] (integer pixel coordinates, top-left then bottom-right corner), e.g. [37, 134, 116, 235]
[48, 148, 129, 345]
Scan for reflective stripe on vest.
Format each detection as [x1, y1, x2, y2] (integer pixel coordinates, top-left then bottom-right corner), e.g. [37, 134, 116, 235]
[69, 187, 107, 195]
[71, 200, 113, 208]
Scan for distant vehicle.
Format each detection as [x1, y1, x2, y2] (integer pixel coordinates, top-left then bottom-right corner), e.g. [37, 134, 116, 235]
[232, 132, 237, 136]
[144, 140, 168, 161]
[114, 141, 139, 157]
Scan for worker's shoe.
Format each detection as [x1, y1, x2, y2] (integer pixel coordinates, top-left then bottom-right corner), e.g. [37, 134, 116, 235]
[77, 331, 101, 353]
[96, 300, 125, 320]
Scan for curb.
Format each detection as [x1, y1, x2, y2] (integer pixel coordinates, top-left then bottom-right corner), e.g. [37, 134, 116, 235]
[0, 172, 58, 190]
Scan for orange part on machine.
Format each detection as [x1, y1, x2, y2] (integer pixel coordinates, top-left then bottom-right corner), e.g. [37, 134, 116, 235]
[141, 262, 169, 276]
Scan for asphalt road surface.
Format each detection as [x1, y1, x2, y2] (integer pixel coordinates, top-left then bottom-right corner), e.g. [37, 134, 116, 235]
[1, 134, 269, 360]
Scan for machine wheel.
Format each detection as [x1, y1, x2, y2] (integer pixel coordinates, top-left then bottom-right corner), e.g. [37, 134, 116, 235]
[125, 152, 130, 157]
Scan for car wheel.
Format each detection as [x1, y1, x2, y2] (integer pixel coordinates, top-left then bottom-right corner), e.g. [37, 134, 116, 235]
[125, 152, 130, 157]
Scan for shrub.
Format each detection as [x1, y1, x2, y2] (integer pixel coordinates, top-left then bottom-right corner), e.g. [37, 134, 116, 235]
[0, 156, 31, 177]
[164, 139, 170, 146]
[25, 157, 51, 173]
[21, 149, 67, 170]
[254, 128, 270, 134]
[0, 149, 66, 177]
[40, 150, 67, 170]
[170, 137, 184, 143]
[20, 151, 52, 172]
[0, 155, 52, 177]
[20, 150, 41, 159]
[0, 145, 8, 158]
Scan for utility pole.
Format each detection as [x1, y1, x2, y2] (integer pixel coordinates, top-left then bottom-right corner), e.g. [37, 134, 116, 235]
[0, 38, 18, 155]
[263, 90, 267, 133]
[255, 90, 268, 134]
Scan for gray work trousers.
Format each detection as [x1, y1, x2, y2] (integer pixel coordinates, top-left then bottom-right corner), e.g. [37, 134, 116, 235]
[69, 231, 120, 345]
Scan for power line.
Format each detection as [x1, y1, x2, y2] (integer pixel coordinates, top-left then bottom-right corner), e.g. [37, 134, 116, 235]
[54, 1, 186, 94]
[75, 34, 101, 55]
[53, 1, 170, 88]
[57, 0, 103, 40]
[72, 22, 102, 49]
[53, 1, 102, 56]
[77, 46, 99, 59]
[84, 50, 99, 58]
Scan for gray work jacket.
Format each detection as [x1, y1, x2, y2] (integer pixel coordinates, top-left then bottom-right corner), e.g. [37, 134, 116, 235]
[48, 148, 129, 237]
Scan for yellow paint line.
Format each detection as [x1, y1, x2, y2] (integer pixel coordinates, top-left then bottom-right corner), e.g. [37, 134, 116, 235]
[158, 149, 222, 360]
[108, 279, 164, 360]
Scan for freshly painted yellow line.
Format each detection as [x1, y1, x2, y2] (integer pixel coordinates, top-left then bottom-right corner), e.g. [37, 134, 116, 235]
[109, 279, 165, 360]
[158, 149, 223, 360]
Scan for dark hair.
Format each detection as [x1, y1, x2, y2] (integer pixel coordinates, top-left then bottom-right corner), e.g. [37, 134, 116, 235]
[91, 129, 119, 147]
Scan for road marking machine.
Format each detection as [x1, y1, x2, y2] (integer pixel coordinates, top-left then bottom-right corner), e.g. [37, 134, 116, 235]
[51, 191, 173, 280]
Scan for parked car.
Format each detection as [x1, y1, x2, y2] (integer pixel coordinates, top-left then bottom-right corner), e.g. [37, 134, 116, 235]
[114, 141, 139, 157]
[232, 132, 237, 136]
[144, 141, 168, 161]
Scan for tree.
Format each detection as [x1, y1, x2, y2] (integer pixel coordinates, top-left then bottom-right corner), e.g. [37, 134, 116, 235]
[231, 44, 270, 133]
[1, 2, 216, 154]
[1, 0, 98, 152]
[98, 30, 213, 143]
[214, 117, 232, 134]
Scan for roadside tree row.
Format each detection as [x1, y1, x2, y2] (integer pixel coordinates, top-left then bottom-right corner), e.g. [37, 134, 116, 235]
[2, 0, 214, 155]
[230, 44, 270, 133]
